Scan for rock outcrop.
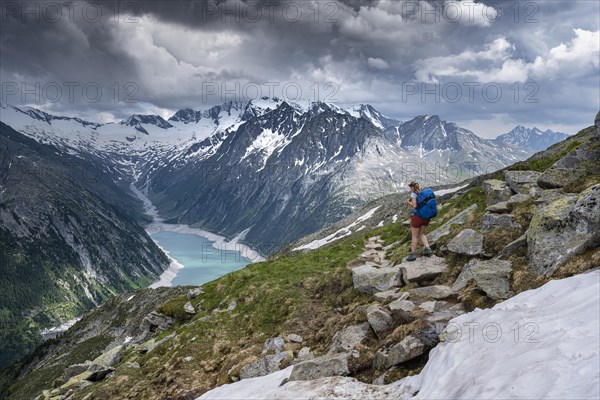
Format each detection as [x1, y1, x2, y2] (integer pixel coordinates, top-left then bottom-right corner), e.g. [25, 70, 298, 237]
[505, 171, 541, 195]
[483, 179, 513, 205]
[328, 323, 372, 354]
[447, 229, 484, 256]
[528, 185, 600, 276]
[288, 353, 350, 381]
[481, 213, 521, 231]
[239, 351, 294, 380]
[352, 265, 402, 294]
[399, 255, 448, 284]
[427, 204, 478, 244]
[452, 259, 513, 299]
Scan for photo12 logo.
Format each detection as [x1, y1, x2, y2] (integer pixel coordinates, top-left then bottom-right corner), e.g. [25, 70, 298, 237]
[402, 81, 539, 104]
[0, 1, 342, 24]
[1, 81, 140, 104]
[441, 321, 540, 344]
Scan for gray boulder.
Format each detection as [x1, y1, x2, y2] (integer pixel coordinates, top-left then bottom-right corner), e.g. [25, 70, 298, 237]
[352, 265, 402, 294]
[262, 336, 285, 355]
[409, 285, 455, 300]
[388, 299, 415, 323]
[288, 353, 349, 381]
[596, 111, 600, 138]
[537, 144, 597, 189]
[287, 334, 303, 343]
[507, 193, 531, 207]
[373, 335, 426, 370]
[187, 287, 204, 299]
[373, 289, 409, 302]
[427, 204, 478, 244]
[239, 351, 294, 380]
[92, 345, 123, 368]
[85, 363, 115, 382]
[63, 362, 92, 381]
[528, 185, 600, 276]
[498, 234, 528, 259]
[400, 255, 447, 284]
[486, 201, 510, 213]
[483, 179, 514, 206]
[183, 301, 196, 315]
[505, 171, 542, 195]
[366, 305, 394, 338]
[447, 229, 484, 256]
[533, 189, 567, 206]
[328, 323, 371, 354]
[452, 259, 513, 299]
[481, 213, 522, 231]
[419, 301, 447, 313]
[143, 311, 175, 333]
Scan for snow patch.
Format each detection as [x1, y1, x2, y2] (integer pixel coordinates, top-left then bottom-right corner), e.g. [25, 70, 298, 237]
[293, 206, 381, 251]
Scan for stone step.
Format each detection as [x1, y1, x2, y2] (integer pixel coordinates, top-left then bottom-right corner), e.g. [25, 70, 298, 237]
[352, 265, 402, 294]
[398, 255, 448, 285]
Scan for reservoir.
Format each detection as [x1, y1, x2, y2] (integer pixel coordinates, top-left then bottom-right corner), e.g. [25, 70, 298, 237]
[150, 230, 253, 286]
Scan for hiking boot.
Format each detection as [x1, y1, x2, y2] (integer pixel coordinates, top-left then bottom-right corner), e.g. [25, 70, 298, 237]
[406, 252, 417, 262]
[422, 247, 433, 257]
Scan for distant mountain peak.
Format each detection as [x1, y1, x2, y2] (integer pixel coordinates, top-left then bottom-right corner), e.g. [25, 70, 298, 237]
[495, 125, 569, 152]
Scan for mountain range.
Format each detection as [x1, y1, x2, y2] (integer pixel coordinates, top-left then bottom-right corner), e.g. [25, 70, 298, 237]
[495, 126, 569, 152]
[0, 99, 554, 255]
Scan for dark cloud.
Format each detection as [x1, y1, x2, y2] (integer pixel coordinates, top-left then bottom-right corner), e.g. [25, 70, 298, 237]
[0, 0, 598, 135]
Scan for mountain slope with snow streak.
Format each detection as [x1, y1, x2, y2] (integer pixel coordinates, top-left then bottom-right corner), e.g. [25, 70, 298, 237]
[197, 269, 600, 400]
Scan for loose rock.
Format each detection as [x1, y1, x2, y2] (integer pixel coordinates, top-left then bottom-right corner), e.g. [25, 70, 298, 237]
[262, 337, 285, 355]
[409, 285, 455, 300]
[452, 259, 513, 299]
[288, 353, 350, 381]
[483, 179, 514, 206]
[447, 229, 484, 256]
[239, 351, 294, 380]
[328, 323, 371, 354]
[481, 213, 522, 231]
[366, 305, 394, 338]
[505, 171, 542, 194]
[352, 265, 402, 294]
[427, 204, 478, 244]
[399, 255, 447, 284]
[287, 334, 303, 343]
[183, 302, 196, 315]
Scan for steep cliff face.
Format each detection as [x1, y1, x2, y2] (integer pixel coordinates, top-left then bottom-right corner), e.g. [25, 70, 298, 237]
[0, 123, 170, 368]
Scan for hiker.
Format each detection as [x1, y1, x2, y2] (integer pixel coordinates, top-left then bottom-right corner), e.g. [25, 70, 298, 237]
[406, 181, 437, 261]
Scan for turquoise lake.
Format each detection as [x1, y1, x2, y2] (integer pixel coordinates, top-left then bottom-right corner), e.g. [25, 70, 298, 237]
[150, 231, 252, 286]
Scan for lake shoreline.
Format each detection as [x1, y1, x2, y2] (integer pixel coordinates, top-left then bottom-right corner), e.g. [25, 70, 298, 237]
[131, 183, 265, 288]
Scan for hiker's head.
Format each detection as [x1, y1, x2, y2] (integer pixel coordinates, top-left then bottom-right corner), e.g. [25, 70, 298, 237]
[409, 181, 421, 193]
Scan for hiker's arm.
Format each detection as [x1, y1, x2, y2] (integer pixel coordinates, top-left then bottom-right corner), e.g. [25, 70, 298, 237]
[408, 197, 417, 208]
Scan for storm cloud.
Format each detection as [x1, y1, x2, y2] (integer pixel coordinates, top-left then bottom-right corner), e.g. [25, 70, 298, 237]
[0, 0, 598, 137]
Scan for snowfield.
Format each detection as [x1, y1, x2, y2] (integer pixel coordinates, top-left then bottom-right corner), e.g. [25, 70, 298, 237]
[197, 269, 600, 400]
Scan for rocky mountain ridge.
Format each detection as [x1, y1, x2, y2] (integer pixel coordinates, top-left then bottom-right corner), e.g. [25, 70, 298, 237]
[495, 125, 569, 152]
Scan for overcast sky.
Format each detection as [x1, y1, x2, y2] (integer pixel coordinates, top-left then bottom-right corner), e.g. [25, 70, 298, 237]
[1, 0, 598, 138]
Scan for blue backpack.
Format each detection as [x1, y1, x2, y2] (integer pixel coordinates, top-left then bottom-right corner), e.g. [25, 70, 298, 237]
[415, 188, 438, 219]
